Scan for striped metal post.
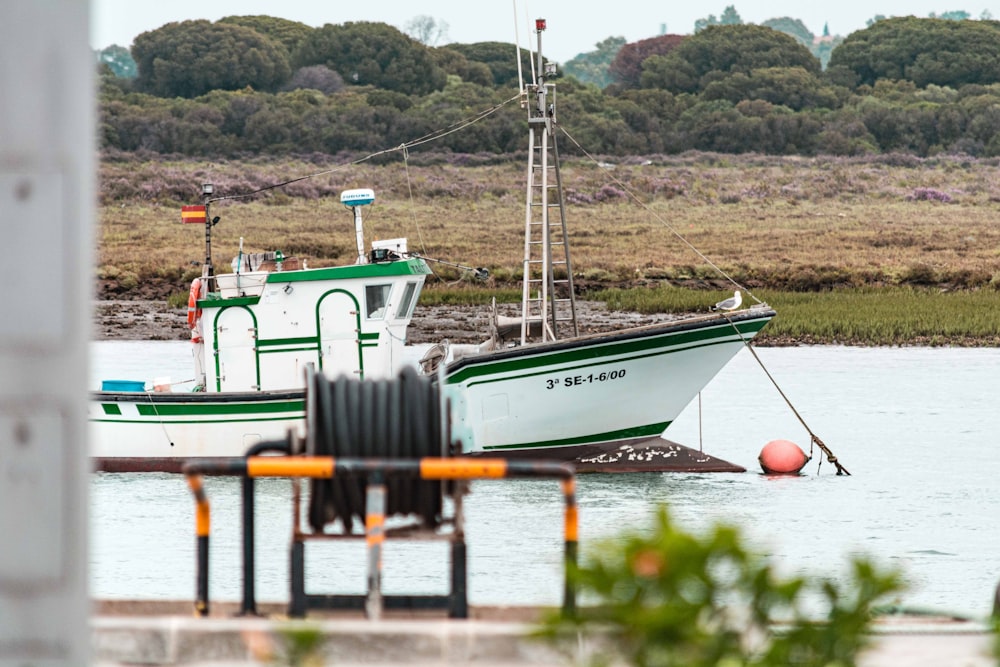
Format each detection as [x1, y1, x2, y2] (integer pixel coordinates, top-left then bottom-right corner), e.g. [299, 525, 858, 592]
[187, 474, 211, 617]
[450, 540, 468, 618]
[240, 440, 291, 616]
[561, 476, 578, 616]
[289, 540, 307, 619]
[365, 473, 386, 620]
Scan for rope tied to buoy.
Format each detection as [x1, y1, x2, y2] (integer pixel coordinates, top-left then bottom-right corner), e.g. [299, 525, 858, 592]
[721, 313, 851, 476]
[809, 432, 850, 476]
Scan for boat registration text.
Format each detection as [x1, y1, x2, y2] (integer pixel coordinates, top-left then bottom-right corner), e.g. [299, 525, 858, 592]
[545, 369, 627, 389]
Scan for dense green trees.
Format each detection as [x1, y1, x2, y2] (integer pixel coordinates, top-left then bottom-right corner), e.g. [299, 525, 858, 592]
[444, 42, 535, 88]
[701, 66, 842, 110]
[430, 47, 494, 88]
[132, 20, 291, 97]
[640, 25, 820, 94]
[608, 34, 685, 90]
[217, 15, 312, 55]
[829, 17, 1000, 88]
[293, 22, 447, 96]
[100, 14, 1000, 159]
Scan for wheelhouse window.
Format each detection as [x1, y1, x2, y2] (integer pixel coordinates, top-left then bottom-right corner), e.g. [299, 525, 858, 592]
[394, 281, 419, 319]
[365, 284, 392, 319]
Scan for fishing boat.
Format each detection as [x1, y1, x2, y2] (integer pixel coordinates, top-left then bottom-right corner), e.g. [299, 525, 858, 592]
[90, 21, 775, 473]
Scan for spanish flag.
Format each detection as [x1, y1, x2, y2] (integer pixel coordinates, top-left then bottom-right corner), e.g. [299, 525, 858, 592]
[181, 205, 207, 224]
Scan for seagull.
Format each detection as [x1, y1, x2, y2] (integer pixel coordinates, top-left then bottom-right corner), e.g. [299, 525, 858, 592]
[711, 290, 742, 312]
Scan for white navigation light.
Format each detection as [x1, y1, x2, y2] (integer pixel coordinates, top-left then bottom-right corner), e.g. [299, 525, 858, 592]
[341, 188, 375, 207]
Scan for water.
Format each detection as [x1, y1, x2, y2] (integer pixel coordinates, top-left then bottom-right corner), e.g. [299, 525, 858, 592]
[90, 342, 1000, 617]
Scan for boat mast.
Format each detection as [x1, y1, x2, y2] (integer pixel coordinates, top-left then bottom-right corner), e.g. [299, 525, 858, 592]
[520, 19, 578, 344]
[202, 183, 214, 284]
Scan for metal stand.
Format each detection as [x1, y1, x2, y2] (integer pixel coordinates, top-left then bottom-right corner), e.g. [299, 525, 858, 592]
[288, 478, 469, 619]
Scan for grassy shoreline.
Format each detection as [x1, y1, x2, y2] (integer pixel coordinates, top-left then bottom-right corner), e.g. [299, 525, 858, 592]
[417, 285, 1000, 347]
[98, 156, 1000, 347]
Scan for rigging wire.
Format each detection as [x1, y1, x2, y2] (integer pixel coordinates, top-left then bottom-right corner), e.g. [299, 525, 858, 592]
[400, 145, 428, 257]
[556, 125, 762, 306]
[521, 1, 537, 87]
[512, 0, 526, 100]
[205, 93, 521, 205]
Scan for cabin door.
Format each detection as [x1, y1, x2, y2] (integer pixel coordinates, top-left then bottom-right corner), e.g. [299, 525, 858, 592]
[214, 307, 259, 391]
[317, 290, 364, 379]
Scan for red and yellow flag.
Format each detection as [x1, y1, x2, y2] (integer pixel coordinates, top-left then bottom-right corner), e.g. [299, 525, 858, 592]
[181, 205, 207, 224]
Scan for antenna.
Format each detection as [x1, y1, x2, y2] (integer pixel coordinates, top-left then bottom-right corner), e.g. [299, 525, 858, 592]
[527, 11, 538, 85]
[512, 0, 526, 102]
[341, 188, 375, 264]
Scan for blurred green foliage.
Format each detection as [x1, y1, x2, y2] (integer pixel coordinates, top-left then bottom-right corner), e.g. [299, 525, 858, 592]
[537, 506, 904, 667]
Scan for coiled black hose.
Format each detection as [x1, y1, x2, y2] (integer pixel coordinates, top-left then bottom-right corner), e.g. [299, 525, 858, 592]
[306, 366, 446, 532]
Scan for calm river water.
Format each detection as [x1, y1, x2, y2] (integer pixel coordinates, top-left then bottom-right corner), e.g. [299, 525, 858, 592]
[90, 342, 1000, 617]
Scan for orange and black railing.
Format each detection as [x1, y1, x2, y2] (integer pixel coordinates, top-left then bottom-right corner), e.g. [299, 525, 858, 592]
[183, 454, 577, 619]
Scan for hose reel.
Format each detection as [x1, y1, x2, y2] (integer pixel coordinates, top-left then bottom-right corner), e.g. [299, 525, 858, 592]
[304, 366, 450, 532]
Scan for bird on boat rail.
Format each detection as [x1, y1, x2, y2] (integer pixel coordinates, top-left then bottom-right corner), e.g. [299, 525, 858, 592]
[711, 290, 742, 312]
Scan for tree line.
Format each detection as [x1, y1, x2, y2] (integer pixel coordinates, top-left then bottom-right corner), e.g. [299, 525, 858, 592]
[98, 16, 1000, 158]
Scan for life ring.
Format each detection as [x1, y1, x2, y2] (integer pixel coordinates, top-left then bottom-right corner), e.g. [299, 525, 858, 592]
[187, 278, 203, 328]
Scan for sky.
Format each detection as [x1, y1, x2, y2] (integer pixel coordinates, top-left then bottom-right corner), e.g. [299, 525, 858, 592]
[91, 0, 993, 63]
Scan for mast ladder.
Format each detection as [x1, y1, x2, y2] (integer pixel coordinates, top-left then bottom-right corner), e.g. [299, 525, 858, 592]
[520, 86, 578, 344]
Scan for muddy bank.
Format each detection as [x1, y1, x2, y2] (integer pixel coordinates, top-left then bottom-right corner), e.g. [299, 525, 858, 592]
[92, 300, 683, 343]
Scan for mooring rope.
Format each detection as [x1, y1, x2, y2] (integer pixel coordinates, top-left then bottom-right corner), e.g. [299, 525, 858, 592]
[142, 389, 175, 448]
[722, 314, 850, 475]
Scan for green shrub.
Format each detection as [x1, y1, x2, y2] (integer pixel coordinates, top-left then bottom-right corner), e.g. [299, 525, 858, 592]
[537, 506, 903, 667]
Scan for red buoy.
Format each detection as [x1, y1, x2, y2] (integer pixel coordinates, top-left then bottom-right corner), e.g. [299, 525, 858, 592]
[758, 439, 809, 474]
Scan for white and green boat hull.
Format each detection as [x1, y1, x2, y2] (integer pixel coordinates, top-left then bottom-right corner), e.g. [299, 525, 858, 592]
[90, 308, 773, 472]
[90, 391, 305, 471]
[444, 309, 774, 454]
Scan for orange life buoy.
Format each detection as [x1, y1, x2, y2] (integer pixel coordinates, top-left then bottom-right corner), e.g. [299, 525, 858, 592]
[187, 278, 203, 328]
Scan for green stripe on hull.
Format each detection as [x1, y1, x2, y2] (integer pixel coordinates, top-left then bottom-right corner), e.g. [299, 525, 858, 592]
[481, 421, 671, 451]
[199, 295, 260, 308]
[446, 317, 769, 386]
[135, 400, 305, 417]
[92, 414, 303, 426]
[464, 337, 736, 389]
